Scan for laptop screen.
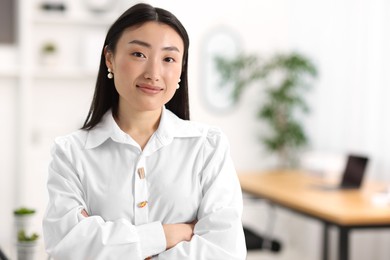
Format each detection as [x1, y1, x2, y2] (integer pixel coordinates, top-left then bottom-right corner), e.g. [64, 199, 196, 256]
[340, 155, 369, 188]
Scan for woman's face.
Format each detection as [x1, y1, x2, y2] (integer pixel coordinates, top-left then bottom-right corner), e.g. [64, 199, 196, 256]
[105, 21, 184, 114]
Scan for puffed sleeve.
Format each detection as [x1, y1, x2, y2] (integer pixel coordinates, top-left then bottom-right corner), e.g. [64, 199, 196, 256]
[42, 138, 166, 260]
[157, 128, 247, 259]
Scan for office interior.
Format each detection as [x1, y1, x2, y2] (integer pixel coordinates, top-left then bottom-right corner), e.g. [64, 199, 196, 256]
[1, 0, 390, 259]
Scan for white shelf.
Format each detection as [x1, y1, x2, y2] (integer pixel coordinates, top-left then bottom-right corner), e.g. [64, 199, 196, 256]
[0, 67, 98, 80]
[0, 67, 19, 78]
[33, 67, 98, 79]
[33, 14, 115, 27]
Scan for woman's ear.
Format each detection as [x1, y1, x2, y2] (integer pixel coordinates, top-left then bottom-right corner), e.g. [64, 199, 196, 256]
[104, 46, 113, 69]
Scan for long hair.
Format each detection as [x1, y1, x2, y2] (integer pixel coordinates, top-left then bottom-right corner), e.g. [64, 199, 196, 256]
[82, 3, 190, 130]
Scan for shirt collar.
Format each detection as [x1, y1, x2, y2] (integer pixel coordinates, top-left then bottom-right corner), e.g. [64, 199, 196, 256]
[84, 107, 203, 150]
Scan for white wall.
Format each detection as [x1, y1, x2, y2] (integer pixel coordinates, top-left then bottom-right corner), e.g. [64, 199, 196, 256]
[1, 0, 390, 259]
[287, 0, 390, 182]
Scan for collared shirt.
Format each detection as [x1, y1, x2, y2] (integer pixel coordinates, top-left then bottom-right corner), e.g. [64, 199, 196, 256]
[43, 107, 246, 260]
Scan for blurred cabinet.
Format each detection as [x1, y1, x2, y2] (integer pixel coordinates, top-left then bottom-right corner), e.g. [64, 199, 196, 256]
[0, 1, 134, 258]
[9, 0, 133, 225]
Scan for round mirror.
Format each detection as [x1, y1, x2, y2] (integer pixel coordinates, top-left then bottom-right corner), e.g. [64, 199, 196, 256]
[201, 27, 242, 113]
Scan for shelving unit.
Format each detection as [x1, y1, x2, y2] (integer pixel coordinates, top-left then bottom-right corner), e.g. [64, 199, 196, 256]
[1, 1, 140, 257]
[5, 1, 131, 258]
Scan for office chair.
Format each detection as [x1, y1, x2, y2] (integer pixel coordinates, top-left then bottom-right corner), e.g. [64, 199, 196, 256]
[243, 197, 282, 252]
[0, 247, 8, 260]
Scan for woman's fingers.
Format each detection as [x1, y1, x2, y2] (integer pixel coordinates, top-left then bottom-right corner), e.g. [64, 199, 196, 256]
[81, 209, 89, 217]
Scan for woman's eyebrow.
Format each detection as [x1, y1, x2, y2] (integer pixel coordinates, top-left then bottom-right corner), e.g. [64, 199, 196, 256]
[128, 39, 150, 48]
[163, 46, 180, 52]
[128, 39, 180, 52]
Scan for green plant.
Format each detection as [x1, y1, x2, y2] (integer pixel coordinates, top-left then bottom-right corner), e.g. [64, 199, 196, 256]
[14, 207, 36, 216]
[17, 230, 39, 242]
[41, 42, 57, 53]
[215, 52, 318, 167]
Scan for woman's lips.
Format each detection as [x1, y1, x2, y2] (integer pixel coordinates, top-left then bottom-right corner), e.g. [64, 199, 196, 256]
[137, 84, 163, 94]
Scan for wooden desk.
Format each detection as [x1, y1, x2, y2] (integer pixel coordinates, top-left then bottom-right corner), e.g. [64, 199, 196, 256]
[239, 170, 390, 260]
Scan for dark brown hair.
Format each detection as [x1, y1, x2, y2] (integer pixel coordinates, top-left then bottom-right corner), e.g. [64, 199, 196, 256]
[82, 3, 190, 130]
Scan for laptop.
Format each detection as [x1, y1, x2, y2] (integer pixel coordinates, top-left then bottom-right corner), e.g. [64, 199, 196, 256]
[311, 154, 369, 190]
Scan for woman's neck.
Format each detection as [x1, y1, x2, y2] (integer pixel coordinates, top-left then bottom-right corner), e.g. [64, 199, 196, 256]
[115, 106, 162, 149]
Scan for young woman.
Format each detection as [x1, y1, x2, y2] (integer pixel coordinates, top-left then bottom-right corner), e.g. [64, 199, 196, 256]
[43, 3, 246, 259]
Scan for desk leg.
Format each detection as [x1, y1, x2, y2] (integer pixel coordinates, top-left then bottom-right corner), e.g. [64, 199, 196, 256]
[322, 222, 329, 260]
[339, 227, 349, 260]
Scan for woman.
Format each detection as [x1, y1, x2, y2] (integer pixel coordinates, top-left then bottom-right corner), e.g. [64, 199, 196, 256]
[43, 3, 246, 259]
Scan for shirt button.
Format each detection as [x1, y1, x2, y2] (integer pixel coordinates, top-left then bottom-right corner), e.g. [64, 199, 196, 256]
[138, 167, 145, 179]
[138, 201, 148, 208]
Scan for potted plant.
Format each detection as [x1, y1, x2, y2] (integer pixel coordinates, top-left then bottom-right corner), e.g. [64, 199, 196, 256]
[16, 230, 39, 260]
[40, 42, 58, 66]
[215, 52, 318, 168]
[14, 208, 35, 215]
[14, 207, 36, 234]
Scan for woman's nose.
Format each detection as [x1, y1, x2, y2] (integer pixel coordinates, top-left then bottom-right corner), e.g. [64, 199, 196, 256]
[143, 59, 161, 81]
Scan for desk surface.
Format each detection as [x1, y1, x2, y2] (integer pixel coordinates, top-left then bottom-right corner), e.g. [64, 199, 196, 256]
[239, 170, 390, 226]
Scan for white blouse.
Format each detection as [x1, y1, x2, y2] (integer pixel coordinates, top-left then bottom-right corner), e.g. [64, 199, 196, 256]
[43, 107, 246, 260]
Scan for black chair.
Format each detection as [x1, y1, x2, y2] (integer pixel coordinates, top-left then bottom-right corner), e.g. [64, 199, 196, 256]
[243, 195, 282, 253]
[0, 247, 9, 260]
[244, 226, 282, 252]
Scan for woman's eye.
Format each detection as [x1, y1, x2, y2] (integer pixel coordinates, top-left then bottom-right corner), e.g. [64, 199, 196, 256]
[164, 57, 175, 63]
[132, 52, 145, 58]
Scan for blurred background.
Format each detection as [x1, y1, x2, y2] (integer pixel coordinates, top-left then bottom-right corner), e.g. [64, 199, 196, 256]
[1, 0, 390, 259]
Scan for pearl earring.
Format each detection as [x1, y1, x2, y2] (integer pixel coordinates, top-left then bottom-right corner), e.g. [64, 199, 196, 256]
[177, 78, 181, 89]
[107, 68, 113, 79]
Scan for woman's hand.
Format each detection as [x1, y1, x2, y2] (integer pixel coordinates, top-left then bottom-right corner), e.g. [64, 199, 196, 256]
[163, 220, 196, 250]
[81, 209, 89, 217]
[82, 209, 196, 252]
